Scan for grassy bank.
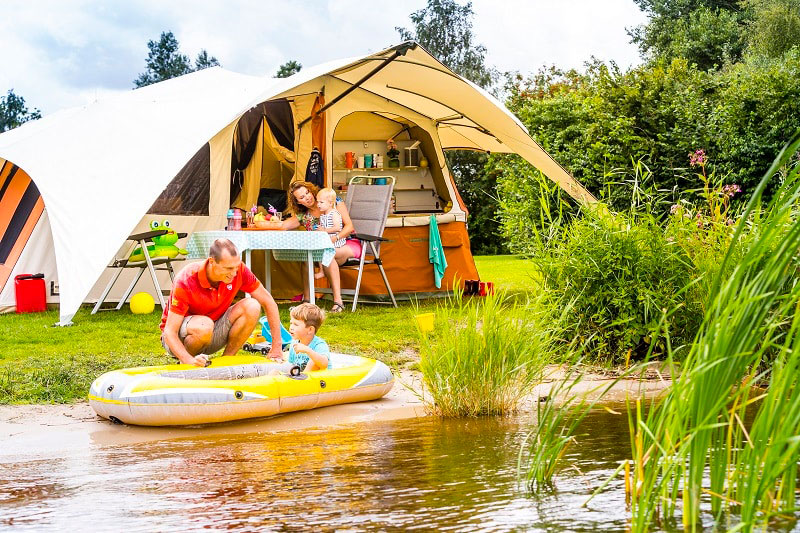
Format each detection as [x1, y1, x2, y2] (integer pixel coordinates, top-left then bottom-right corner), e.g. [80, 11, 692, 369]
[0, 255, 536, 404]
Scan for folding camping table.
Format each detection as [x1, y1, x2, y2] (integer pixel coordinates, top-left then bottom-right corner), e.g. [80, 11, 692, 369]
[91, 229, 187, 314]
[185, 230, 335, 304]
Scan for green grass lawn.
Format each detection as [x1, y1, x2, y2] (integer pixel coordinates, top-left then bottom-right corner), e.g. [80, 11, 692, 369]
[0, 255, 536, 403]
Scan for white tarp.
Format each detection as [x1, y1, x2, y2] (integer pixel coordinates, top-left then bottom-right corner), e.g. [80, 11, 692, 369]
[0, 42, 595, 325]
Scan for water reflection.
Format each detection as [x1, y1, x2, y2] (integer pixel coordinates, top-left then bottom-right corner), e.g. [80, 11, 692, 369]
[1, 410, 636, 531]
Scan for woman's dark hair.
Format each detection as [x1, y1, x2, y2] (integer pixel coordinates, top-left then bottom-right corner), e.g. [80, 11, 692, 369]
[287, 181, 319, 215]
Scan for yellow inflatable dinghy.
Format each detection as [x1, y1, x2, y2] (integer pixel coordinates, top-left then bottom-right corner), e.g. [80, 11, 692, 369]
[88, 354, 394, 426]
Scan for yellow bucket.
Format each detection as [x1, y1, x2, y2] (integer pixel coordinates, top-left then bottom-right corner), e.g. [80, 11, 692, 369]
[415, 313, 435, 333]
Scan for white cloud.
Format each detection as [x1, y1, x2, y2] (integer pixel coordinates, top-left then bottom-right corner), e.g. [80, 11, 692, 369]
[0, 0, 646, 115]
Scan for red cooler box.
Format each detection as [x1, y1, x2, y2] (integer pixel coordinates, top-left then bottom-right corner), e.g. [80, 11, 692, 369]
[15, 273, 46, 313]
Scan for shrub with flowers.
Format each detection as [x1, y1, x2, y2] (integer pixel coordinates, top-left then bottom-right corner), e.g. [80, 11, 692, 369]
[666, 149, 746, 308]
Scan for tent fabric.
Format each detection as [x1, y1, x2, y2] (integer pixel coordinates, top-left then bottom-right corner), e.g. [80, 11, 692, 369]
[0, 68, 276, 324]
[0, 42, 594, 324]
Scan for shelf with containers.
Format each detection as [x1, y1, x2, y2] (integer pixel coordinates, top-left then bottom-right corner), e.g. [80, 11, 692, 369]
[331, 139, 448, 215]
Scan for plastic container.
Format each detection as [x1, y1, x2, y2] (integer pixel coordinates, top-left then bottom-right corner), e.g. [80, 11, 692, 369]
[226, 209, 234, 230]
[15, 273, 46, 313]
[259, 316, 293, 347]
[232, 209, 242, 231]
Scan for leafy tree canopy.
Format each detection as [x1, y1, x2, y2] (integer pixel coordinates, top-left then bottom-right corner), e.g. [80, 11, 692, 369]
[134, 31, 220, 88]
[0, 89, 41, 133]
[628, 0, 748, 69]
[744, 0, 800, 58]
[275, 60, 302, 78]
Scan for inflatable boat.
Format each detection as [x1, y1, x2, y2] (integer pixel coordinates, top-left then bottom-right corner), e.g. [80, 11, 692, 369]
[88, 353, 394, 426]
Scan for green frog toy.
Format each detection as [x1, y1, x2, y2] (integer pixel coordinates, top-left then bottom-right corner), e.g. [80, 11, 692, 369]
[129, 220, 188, 262]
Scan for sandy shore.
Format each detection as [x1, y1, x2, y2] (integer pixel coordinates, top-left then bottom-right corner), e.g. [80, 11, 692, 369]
[0, 367, 671, 457]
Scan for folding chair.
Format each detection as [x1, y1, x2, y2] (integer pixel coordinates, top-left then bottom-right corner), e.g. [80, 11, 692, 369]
[341, 176, 398, 311]
[91, 229, 187, 314]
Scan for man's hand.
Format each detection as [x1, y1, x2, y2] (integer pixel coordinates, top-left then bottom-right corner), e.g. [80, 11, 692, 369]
[267, 347, 283, 361]
[175, 353, 208, 367]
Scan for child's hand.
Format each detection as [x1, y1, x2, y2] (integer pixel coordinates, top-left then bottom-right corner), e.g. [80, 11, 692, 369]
[293, 342, 310, 354]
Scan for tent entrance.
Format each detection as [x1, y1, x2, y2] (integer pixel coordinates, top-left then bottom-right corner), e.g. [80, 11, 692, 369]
[332, 111, 451, 214]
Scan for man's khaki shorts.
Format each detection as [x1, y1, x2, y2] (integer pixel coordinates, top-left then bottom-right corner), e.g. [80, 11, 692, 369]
[161, 307, 234, 358]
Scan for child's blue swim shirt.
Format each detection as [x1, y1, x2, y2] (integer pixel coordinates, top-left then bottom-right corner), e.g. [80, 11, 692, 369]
[288, 336, 331, 370]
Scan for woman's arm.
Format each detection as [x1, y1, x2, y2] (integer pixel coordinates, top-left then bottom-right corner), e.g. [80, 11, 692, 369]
[281, 214, 300, 230]
[335, 202, 355, 240]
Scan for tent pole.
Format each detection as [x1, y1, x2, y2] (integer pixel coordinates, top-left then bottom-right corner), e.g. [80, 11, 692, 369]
[298, 42, 417, 128]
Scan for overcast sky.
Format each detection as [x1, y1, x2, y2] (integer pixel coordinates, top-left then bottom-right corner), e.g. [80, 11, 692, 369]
[0, 0, 648, 116]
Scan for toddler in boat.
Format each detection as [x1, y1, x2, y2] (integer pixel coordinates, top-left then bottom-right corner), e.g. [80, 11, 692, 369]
[271, 303, 331, 374]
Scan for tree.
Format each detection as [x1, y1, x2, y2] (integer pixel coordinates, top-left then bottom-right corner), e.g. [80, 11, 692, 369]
[275, 60, 302, 78]
[194, 49, 221, 71]
[628, 0, 748, 69]
[0, 89, 41, 133]
[744, 0, 800, 59]
[134, 31, 220, 88]
[397, 0, 504, 254]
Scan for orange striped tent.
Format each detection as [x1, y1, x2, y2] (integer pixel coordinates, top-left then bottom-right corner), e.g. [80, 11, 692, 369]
[0, 161, 51, 308]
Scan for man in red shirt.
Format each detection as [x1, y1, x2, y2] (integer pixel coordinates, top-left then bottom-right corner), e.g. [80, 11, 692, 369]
[160, 238, 283, 366]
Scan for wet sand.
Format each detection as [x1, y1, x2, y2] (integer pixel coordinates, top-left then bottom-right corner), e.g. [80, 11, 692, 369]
[0, 367, 671, 457]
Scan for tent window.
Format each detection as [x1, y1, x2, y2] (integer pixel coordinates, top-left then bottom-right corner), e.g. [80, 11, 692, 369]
[148, 144, 210, 216]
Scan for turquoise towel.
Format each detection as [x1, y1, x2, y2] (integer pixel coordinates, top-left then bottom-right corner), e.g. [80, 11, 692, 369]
[429, 214, 448, 288]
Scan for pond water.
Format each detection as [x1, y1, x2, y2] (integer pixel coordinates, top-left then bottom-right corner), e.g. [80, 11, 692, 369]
[0, 408, 638, 531]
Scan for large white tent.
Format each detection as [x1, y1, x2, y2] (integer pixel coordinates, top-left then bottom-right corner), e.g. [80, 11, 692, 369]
[0, 42, 595, 325]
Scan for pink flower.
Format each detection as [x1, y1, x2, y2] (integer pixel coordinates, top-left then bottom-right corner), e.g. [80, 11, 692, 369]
[689, 149, 706, 167]
[721, 184, 741, 198]
[670, 204, 680, 214]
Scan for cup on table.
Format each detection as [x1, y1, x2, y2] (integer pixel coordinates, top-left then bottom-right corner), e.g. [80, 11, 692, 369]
[345, 151, 355, 169]
[357, 156, 365, 169]
[364, 154, 373, 168]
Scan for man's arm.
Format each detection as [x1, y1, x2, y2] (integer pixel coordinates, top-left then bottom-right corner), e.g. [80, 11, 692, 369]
[249, 283, 283, 359]
[163, 312, 208, 367]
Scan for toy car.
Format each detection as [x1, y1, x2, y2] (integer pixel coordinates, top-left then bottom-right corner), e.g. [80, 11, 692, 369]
[242, 341, 274, 355]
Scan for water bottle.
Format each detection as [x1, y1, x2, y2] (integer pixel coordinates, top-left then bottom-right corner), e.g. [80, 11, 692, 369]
[226, 209, 234, 231]
[233, 209, 242, 231]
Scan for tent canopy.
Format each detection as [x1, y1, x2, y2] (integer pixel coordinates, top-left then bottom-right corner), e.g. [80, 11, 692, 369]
[0, 42, 595, 325]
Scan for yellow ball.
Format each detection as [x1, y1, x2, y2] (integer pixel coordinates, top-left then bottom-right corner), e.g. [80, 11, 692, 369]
[130, 292, 155, 314]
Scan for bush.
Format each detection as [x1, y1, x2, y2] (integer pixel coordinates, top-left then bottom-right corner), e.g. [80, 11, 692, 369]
[536, 207, 703, 364]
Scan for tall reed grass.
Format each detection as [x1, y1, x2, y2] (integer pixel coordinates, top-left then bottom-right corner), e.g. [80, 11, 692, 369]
[416, 290, 566, 417]
[628, 131, 800, 531]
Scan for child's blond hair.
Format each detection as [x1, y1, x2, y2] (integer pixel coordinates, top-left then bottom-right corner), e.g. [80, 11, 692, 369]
[316, 187, 337, 204]
[290, 303, 326, 332]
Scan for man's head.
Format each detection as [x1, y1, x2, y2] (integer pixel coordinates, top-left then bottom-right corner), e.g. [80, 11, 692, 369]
[289, 303, 326, 340]
[207, 239, 240, 284]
